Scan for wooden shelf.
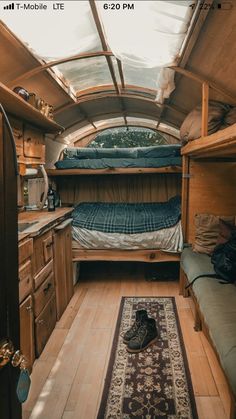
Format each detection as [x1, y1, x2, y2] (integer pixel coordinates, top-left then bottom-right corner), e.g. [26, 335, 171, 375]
[47, 166, 182, 176]
[181, 124, 236, 158]
[0, 82, 64, 133]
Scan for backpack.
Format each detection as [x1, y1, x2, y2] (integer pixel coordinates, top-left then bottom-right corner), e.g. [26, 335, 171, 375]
[185, 232, 236, 289]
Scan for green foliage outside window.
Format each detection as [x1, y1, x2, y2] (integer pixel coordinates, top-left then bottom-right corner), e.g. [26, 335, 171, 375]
[88, 127, 169, 148]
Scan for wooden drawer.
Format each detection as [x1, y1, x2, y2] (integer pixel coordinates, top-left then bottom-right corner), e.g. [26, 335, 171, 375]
[35, 293, 56, 357]
[19, 260, 32, 303]
[33, 230, 53, 276]
[33, 259, 53, 290]
[19, 238, 33, 265]
[34, 271, 54, 317]
[43, 234, 54, 264]
[23, 125, 45, 161]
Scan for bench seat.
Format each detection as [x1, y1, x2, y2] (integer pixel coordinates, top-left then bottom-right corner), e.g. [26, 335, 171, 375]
[181, 247, 236, 397]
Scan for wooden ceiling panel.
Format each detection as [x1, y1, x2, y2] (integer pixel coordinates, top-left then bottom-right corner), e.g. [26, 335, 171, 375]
[124, 98, 160, 116]
[80, 97, 122, 116]
[186, 7, 236, 103]
[0, 24, 39, 85]
[55, 107, 85, 127]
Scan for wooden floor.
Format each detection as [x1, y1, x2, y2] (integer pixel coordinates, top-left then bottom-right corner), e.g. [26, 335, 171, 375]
[23, 262, 231, 419]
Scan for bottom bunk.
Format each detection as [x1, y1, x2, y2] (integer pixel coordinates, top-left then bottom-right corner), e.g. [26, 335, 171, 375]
[71, 196, 182, 262]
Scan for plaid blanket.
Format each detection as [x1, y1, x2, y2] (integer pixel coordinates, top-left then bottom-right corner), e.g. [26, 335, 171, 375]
[72, 196, 181, 234]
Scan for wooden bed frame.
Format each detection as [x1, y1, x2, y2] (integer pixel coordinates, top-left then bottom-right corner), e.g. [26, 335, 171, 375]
[72, 239, 180, 262]
[48, 164, 182, 263]
[47, 166, 182, 176]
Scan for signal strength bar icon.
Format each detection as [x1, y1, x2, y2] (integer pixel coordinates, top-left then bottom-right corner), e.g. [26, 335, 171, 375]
[3, 3, 15, 9]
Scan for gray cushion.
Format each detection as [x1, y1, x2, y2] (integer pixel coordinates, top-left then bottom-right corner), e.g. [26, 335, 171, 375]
[181, 247, 236, 395]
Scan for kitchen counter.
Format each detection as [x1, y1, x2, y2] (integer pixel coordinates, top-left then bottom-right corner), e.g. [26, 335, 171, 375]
[18, 207, 73, 241]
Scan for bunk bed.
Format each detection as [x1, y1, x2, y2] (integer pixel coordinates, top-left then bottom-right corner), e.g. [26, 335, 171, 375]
[179, 123, 236, 418]
[48, 144, 183, 263]
[47, 144, 182, 176]
[71, 196, 182, 262]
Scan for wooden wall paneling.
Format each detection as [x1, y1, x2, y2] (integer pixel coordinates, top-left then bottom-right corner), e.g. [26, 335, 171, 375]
[201, 82, 209, 137]
[187, 160, 236, 243]
[181, 156, 190, 242]
[56, 173, 182, 205]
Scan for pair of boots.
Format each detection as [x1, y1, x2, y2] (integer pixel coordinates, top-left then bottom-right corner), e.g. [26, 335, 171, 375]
[123, 309, 158, 353]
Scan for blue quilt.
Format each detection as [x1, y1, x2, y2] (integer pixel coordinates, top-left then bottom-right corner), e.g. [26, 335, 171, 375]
[55, 157, 182, 170]
[55, 145, 182, 169]
[72, 196, 181, 234]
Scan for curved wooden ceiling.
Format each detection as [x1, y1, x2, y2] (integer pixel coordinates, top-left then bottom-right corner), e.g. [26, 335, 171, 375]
[1, 0, 236, 142]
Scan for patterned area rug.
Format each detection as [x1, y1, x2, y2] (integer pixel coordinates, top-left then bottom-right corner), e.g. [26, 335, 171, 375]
[97, 297, 198, 419]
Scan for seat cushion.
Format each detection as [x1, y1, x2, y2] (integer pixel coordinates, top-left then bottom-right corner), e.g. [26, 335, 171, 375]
[181, 247, 236, 395]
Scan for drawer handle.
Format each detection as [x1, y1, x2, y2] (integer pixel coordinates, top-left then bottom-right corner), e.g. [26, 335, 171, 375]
[26, 306, 32, 312]
[43, 282, 52, 294]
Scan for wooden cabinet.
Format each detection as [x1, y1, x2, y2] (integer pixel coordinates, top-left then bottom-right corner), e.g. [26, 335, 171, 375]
[35, 294, 57, 357]
[20, 295, 34, 371]
[8, 116, 24, 159]
[19, 259, 32, 303]
[8, 117, 46, 165]
[53, 219, 74, 320]
[23, 124, 45, 163]
[32, 229, 56, 356]
[19, 237, 33, 265]
[33, 230, 53, 277]
[34, 271, 55, 317]
[18, 210, 73, 362]
[18, 237, 35, 369]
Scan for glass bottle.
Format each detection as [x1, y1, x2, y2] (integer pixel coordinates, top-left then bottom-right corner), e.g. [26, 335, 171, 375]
[47, 185, 55, 212]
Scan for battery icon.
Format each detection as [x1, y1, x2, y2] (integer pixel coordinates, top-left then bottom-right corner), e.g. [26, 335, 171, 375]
[217, 2, 233, 9]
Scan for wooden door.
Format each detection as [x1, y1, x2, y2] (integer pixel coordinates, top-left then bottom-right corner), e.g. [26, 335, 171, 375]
[0, 110, 21, 417]
[53, 220, 73, 320]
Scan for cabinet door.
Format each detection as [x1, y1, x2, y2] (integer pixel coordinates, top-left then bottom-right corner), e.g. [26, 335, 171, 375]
[8, 116, 24, 160]
[23, 124, 45, 162]
[34, 271, 55, 317]
[20, 295, 35, 371]
[35, 293, 56, 357]
[19, 259, 32, 304]
[53, 220, 73, 320]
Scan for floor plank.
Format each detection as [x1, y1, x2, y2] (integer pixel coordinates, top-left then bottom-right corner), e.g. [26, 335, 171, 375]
[23, 263, 230, 419]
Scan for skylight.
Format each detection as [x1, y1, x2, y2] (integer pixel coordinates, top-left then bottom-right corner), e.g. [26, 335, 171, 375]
[1, 1, 195, 100]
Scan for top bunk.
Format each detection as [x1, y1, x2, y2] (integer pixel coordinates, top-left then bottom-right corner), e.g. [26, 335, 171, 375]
[47, 144, 182, 176]
[181, 123, 236, 159]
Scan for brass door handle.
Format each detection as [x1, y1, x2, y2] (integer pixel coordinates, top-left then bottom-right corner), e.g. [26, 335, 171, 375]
[0, 339, 31, 403]
[0, 339, 28, 370]
[0, 339, 14, 368]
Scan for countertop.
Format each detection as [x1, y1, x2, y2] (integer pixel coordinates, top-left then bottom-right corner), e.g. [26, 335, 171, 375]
[18, 207, 73, 241]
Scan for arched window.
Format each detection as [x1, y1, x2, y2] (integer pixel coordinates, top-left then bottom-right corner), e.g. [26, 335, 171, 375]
[88, 127, 178, 148]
